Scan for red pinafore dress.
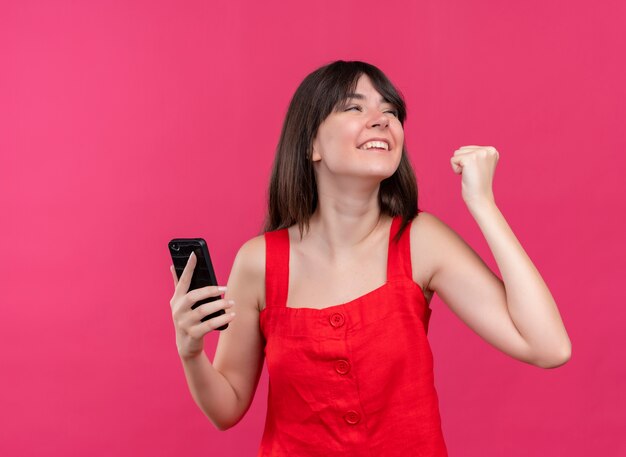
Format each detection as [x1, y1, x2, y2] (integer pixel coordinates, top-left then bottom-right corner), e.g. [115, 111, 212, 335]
[258, 214, 448, 456]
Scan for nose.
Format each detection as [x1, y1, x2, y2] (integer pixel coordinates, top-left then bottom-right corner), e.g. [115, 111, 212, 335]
[367, 109, 390, 129]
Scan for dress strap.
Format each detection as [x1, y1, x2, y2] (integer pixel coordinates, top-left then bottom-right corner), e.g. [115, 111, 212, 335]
[387, 213, 417, 281]
[264, 228, 289, 309]
[264, 212, 420, 309]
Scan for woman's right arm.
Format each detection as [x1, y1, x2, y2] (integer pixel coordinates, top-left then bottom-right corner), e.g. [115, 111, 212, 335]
[170, 236, 266, 431]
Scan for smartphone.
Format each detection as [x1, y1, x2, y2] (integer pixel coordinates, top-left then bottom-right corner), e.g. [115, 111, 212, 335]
[168, 238, 228, 331]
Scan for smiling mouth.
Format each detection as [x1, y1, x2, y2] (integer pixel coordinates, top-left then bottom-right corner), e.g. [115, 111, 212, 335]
[357, 139, 391, 151]
[358, 147, 389, 151]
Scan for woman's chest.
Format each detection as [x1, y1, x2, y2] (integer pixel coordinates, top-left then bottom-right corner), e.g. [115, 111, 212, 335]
[286, 254, 388, 309]
[259, 243, 434, 312]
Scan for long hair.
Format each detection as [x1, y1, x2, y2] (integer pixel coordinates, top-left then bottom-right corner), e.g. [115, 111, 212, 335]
[261, 60, 419, 244]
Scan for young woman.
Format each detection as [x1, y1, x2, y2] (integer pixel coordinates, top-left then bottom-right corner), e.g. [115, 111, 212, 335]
[169, 60, 571, 456]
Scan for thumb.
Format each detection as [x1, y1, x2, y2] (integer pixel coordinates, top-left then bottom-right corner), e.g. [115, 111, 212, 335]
[450, 156, 463, 174]
[170, 265, 179, 288]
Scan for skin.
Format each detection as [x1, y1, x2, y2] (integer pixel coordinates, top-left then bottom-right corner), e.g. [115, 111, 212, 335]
[169, 74, 572, 430]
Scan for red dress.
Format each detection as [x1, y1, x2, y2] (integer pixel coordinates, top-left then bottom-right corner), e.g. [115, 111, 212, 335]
[258, 214, 448, 456]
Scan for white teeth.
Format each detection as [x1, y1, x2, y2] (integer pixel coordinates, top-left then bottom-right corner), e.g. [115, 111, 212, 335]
[359, 140, 389, 150]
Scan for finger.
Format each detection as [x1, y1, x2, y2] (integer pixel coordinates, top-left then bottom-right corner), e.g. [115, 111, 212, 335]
[454, 145, 484, 155]
[451, 155, 465, 166]
[192, 298, 234, 321]
[186, 285, 228, 304]
[487, 146, 500, 158]
[174, 251, 197, 298]
[170, 265, 178, 288]
[450, 156, 463, 174]
[190, 311, 237, 337]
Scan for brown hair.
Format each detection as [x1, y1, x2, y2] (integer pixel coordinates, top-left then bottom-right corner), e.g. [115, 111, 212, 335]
[260, 60, 420, 244]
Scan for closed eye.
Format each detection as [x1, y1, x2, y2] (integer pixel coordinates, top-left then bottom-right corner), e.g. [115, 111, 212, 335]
[345, 105, 398, 117]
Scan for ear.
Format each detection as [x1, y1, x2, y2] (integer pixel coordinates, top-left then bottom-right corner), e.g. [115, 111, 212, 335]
[311, 138, 322, 162]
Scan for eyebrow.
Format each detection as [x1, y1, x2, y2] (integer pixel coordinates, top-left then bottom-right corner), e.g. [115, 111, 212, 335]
[344, 92, 392, 104]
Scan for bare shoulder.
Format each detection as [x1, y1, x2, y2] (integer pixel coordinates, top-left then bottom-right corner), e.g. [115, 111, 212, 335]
[410, 210, 494, 297]
[231, 234, 266, 312]
[235, 233, 266, 272]
[410, 211, 456, 242]
[408, 212, 539, 366]
[409, 211, 458, 301]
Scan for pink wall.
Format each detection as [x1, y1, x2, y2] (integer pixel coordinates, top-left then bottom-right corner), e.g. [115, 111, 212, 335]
[1, 0, 624, 455]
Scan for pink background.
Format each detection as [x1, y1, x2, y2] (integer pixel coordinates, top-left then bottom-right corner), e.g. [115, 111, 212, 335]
[1, 0, 624, 455]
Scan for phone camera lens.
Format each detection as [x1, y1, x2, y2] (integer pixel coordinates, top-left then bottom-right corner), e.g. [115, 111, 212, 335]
[171, 243, 180, 251]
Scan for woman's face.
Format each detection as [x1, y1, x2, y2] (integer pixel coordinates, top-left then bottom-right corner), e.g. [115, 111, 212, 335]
[311, 74, 404, 181]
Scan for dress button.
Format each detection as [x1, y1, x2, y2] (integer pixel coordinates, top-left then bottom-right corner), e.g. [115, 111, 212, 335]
[335, 359, 351, 375]
[344, 410, 361, 425]
[329, 312, 345, 327]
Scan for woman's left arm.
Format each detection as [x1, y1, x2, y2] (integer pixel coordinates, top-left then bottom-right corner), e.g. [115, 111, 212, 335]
[468, 199, 571, 367]
[435, 145, 572, 368]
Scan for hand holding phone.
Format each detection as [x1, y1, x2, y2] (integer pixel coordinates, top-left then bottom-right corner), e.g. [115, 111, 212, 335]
[168, 239, 236, 360]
